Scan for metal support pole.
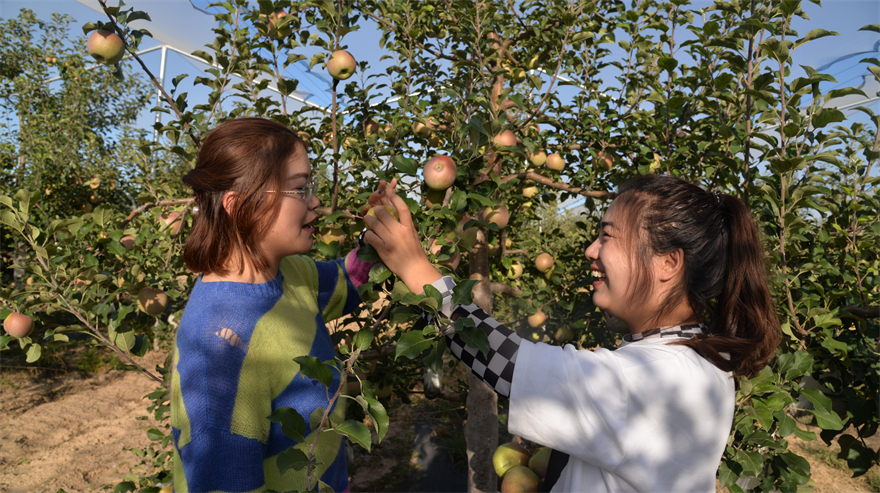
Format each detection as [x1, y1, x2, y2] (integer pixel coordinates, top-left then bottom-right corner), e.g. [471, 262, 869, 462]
[153, 45, 169, 143]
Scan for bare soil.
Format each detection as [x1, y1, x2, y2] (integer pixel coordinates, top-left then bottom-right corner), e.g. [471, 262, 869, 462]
[1, 348, 877, 493]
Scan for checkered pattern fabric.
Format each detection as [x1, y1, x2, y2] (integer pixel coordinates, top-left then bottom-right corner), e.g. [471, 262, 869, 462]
[622, 323, 708, 343]
[421, 277, 521, 397]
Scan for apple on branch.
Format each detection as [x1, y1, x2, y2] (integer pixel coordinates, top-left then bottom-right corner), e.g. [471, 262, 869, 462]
[493, 442, 531, 478]
[138, 288, 168, 316]
[423, 155, 457, 191]
[87, 30, 125, 65]
[545, 153, 565, 171]
[535, 253, 554, 273]
[4, 312, 34, 339]
[327, 50, 356, 80]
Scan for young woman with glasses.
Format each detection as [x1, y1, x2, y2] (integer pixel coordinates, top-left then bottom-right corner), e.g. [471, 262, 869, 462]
[171, 117, 388, 493]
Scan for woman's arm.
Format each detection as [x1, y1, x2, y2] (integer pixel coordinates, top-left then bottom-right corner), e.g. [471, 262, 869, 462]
[362, 195, 523, 397]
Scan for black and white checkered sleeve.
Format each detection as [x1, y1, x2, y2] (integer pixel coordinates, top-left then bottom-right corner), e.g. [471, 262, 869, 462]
[420, 277, 522, 397]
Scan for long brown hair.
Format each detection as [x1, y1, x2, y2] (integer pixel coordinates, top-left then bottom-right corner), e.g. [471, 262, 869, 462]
[613, 175, 780, 378]
[182, 117, 307, 276]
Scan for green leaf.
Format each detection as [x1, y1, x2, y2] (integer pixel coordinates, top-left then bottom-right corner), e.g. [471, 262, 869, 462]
[25, 343, 41, 363]
[735, 449, 764, 477]
[276, 447, 311, 475]
[390, 155, 418, 175]
[293, 355, 334, 388]
[657, 56, 678, 73]
[837, 435, 878, 477]
[352, 328, 374, 352]
[794, 29, 838, 50]
[127, 11, 152, 22]
[451, 279, 480, 307]
[455, 316, 490, 356]
[1, 210, 22, 233]
[0, 195, 12, 208]
[811, 107, 846, 128]
[858, 24, 880, 34]
[777, 350, 813, 380]
[396, 331, 434, 360]
[267, 407, 307, 442]
[422, 283, 443, 311]
[114, 481, 137, 493]
[333, 419, 372, 452]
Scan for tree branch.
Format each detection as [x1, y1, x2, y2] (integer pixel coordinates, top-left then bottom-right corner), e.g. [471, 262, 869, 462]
[502, 171, 615, 199]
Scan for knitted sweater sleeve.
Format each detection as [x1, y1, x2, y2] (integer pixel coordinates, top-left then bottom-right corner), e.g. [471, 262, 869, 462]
[420, 276, 522, 397]
[313, 246, 375, 321]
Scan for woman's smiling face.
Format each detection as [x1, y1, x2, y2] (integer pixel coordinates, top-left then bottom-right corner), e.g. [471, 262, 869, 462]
[584, 200, 638, 324]
[258, 151, 320, 263]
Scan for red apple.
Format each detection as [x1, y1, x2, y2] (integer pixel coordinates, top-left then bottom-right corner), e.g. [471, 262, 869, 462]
[528, 310, 547, 328]
[159, 211, 183, 236]
[4, 312, 34, 338]
[423, 155, 457, 191]
[501, 466, 540, 493]
[494, 130, 517, 148]
[87, 30, 125, 65]
[138, 288, 168, 315]
[483, 205, 510, 230]
[120, 236, 136, 251]
[535, 253, 554, 272]
[267, 11, 291, 38]
[545, 153, 565, 171]
[327, 50, 356, 80]
[493, 442, 531, 478]
[594, 150, 614, 172]
[430, 236, 461, 269]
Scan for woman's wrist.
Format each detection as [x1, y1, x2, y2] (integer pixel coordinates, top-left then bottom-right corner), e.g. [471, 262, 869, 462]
[400, 260, 443, 294]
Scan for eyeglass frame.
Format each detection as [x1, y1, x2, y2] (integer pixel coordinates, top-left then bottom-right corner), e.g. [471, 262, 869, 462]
[265, 174, 322, 201]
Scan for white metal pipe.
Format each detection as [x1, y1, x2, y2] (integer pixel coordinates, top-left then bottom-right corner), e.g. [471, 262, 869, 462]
[153, 45, 168, 142]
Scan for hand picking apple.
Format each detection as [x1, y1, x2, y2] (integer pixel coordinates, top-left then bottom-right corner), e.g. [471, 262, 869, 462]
[362, 174, 781, 493]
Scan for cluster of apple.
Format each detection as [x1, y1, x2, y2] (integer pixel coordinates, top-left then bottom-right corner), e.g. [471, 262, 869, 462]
[493, 441, 553, 493]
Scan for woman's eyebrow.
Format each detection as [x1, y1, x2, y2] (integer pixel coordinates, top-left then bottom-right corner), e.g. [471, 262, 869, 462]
[600, 221, 615, 229]
[286, 172, 310, 182]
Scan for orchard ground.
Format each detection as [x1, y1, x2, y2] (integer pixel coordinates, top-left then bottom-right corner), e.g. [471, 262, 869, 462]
[1, 344, 878, 493]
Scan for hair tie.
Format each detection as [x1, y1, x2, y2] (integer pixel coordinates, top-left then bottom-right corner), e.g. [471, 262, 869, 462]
[712, 190, 723, 206]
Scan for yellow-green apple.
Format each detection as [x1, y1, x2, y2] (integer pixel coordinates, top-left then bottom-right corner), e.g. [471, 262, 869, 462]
[89, 194, 99, 204]
[529, 150, 547, 167]
[535, 253, 554, 272]
[594, 150, 614, 172]
[424, 189, 446, 207]
[528, 447, 552, 479]
[363, 119, 381, 138]
[528, 310, 546, 328]
[87, 30, 125, 65]
[458, 226, 479, 252]
[501, 466, 540, 493]
[4, 312, 33, 338]
[493, 442, 531, 478]
[158, 486, 173, 493]
[545, 153, 565, 171]
[412, 117, 438, 138]
[423, 155, 457, 191]
[267, 11, 291, 38]
[494, 130, 517, 148]
[159, 211, 183, 236]
[120, 236, 136, 251]
[82, 203, 93, 213]
[89, 176, 101, 189]
[553, 326, 574, 343]
[483, 205, 510, 230]
[375, 382, 393, 399]
[137, 288, 168, 315]
[507, 260, 524, 279]
[327, 50, 356, 80]
[507, 66, 527, 84]
[319, 226, 345, 244]
[522, 185, 538, 198]
[365, 205, 400, 228]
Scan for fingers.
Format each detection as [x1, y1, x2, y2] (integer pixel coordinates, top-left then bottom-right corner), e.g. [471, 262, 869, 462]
[389, 194, 413, 228]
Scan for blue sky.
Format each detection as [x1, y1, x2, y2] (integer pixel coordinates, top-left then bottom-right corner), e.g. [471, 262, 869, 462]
[4, 0, 878, 137]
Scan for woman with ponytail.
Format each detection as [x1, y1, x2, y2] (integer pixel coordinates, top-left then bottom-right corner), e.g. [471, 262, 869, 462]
[362, 174, 781, 492]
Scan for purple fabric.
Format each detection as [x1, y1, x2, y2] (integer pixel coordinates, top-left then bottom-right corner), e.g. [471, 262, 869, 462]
[344, 246, 376, 287]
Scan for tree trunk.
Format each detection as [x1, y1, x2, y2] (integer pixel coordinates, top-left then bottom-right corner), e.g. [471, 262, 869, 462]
[465, 229, 498, 493]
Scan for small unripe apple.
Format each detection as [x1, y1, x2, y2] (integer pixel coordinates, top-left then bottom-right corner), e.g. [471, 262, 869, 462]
[529, 447, 552, 479]
[493, 442, 531, 478]
[535, 253, 554, 273]
[327, 50, 356, 80]
[363, 119, 381, 137]
[158, 486, 173, 493]
[159, 211, 183, 236]
[89, 176, 101, 189]
[553, 326, 574, 344]
[493, 130, 517, 148]
[501, 466, 540, 493]
[137, 288, 168, 315]
[375, 382, 393, 399]
[594, 150, 614, 172]
[528, 150, 547, 167]
[87, 30, 125, 65]
[4, 312, 34, 338]
[319, 227, 345, 244]
[266, 11, 292, 38]
[424, 189, 446, 207]
[430, 237, 461, 269]
[545, 153, 565, 171]
[522, 186, 538, 198]
[412, 117, 437, 138]
[120, 236, 136, 251]
[365, 205, 400, 227]
[82, 203, 93, 213]
[528, 310, 547, 328]
[423, 155, 457, 191]
[507, 260, 524, 280]
[458, 227, 479, 252]
[483, 205, 510, 230]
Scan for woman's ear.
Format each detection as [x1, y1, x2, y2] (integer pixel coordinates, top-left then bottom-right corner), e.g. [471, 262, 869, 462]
[656, 248, 685, 283]
[221, 191, 237, 216]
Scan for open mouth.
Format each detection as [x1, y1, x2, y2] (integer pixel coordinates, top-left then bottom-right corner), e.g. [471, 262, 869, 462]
[303, 216, 317, 234]
[590, 268, 606, 285]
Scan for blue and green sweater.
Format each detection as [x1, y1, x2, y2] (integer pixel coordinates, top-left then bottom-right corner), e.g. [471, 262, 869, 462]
[171, 251, 371, 493]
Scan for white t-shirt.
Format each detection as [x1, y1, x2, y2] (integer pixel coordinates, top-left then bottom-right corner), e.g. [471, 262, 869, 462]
[508, 337, 735, 493]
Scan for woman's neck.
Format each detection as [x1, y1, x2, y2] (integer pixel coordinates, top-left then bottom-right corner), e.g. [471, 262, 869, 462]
[201, 258, 279, 284]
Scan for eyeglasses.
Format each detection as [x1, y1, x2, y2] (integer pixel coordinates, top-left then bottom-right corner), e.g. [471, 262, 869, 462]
[266, 175, 322, 201]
